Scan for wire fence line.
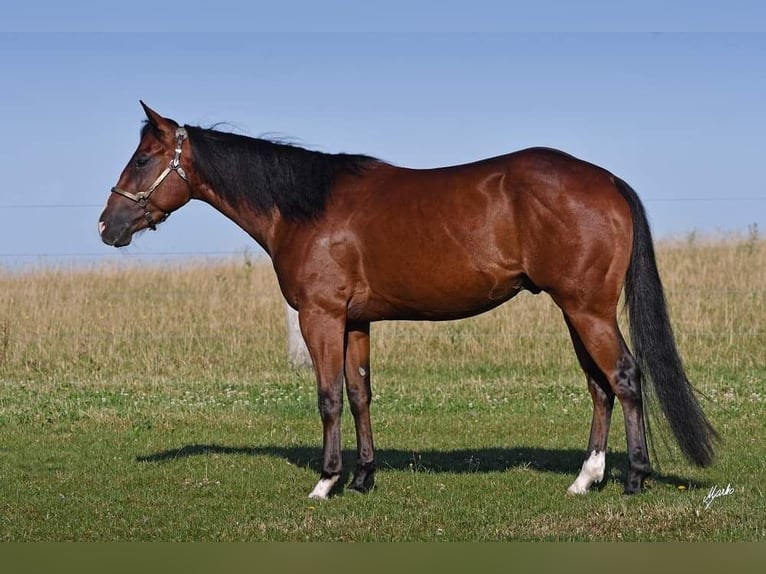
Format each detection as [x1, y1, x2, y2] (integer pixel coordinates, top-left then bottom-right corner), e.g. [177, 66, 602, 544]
[0, 204, 105, 209]
[0, 199, 761, 262]
[1, 196, 765, 210]
[0, 251, 251, 258]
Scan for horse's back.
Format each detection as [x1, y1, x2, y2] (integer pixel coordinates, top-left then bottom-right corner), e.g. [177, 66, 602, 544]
[350, 146, 632, 272]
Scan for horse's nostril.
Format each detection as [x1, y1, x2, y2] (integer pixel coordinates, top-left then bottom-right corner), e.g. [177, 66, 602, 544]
[98, 221, 106, 236]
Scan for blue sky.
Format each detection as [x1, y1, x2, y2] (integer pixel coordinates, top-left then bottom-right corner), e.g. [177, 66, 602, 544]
[1, 22, 765, 266]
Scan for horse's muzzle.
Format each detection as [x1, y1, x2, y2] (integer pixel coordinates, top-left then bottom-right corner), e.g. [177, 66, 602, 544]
[98, 216, 133, 247]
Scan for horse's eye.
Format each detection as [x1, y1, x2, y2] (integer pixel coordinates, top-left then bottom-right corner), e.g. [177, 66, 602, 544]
[135, 155, 150, 168]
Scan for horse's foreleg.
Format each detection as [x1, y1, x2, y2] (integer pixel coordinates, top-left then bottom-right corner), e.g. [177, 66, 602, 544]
[300, 308, 347, 500]
[344, 323, 376, 493]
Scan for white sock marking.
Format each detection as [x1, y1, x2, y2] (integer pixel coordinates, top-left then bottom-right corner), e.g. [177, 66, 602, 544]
[308, 475, 340, 500]
[567, 450, 606, 495]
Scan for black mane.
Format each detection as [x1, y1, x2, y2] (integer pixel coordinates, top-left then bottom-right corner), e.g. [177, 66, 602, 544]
[183, 125, 378, 220]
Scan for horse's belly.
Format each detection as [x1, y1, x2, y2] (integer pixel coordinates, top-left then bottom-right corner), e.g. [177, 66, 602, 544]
[350, 266, 525, 322]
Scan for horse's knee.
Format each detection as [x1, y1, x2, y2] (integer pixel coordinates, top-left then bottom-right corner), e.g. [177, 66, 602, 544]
[347, 385, 371, 414]
[318, 392, 342, 422]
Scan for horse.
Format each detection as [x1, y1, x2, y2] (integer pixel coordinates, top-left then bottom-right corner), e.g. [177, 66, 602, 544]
[99, 102, 717, 499]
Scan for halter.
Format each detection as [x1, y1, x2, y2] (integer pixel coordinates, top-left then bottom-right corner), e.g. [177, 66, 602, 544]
[111, 127, 190, 230]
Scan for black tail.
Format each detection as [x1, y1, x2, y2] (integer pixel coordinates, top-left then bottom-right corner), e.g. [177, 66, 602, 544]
[614, 177, 718, 467]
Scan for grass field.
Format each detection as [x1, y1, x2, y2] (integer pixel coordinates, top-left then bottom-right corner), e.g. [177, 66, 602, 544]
[0, 235, 764, 541]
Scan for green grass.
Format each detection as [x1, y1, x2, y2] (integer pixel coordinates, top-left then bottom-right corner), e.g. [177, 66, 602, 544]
[0, 238, 765, 540]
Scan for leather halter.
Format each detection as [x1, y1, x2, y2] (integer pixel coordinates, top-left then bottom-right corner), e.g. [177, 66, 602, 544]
[111, 127, 190, 230]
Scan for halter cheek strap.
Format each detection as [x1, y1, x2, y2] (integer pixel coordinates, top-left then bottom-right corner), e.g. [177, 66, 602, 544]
[111, 127, 190, 230]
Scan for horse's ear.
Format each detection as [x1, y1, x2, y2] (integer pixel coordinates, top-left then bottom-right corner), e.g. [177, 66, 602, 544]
[140, 101, 176, 137]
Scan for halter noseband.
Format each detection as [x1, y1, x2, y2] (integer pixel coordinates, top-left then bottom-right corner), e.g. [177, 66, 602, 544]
[111, 127, 190, 230]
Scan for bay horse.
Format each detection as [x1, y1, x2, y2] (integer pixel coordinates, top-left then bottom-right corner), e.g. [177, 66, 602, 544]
[99, 102, 717, 499]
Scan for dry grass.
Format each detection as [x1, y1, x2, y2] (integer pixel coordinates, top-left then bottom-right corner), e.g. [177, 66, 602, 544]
[1, 235, 764, 383]
[0, 259, 286, 383]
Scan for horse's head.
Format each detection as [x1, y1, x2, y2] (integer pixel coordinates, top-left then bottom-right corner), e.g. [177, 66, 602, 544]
[99, 102, 192, 247]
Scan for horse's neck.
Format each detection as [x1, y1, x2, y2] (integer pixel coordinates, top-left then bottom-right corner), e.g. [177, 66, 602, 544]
[194, 182, 282, 258]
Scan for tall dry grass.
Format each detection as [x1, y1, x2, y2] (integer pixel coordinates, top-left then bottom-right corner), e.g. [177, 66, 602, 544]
[0, 260, 286, 383]
[0, 237, 764, 388]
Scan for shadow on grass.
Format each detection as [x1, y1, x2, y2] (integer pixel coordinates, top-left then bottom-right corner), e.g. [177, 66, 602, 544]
[136, 444, 709, 491]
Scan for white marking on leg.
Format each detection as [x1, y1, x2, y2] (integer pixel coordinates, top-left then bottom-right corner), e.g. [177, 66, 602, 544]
[358, 367, 367, 378]
[308, 475, 340, 500]
[567, 450, 606, 495]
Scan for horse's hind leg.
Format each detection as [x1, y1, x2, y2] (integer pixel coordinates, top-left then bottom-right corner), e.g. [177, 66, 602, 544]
[557, 304, 651, 494]
[564, 316, 615, 494]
